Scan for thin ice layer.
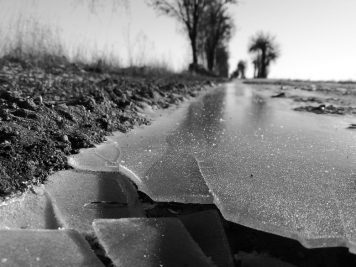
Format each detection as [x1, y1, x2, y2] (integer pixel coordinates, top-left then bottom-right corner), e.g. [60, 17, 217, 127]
[68, 141, 123, 172]
[0, 229, 103, 266]
[194, 84, 356, 251]
[0, 186, 59, 229]
[93, 218, 214, 267]
[178, 210, 234, 267]
[69, 100, 214, 204]
[45, 170, 144, 233]
[114, 92, 226, 203]
[110, 82, 356, 251]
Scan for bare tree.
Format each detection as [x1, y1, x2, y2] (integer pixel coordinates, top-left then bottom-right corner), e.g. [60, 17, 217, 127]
[215, 45, 229, 77]
[199, 0, 236, 72]
[149, 0, 208, 66]
[251, 55, 260, 78]
[237, 60, 246, 79]
[248, 31, 280, 78]
[75, 0, 128, 13]
[230, 59, 246, 79]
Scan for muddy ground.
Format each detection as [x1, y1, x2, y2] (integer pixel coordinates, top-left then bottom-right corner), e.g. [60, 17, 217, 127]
[0, 58, 216, 198]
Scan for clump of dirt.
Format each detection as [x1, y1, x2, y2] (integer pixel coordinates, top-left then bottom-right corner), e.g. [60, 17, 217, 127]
[0, 59, 214, 198]
[294, 104, 356, 115]
[271, 92, 286, 98]
[290, 95, 324, 104]
[247, 79, 356, 116]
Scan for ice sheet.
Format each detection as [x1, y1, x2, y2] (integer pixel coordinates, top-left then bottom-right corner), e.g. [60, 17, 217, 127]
[45, 171, 144, 233]
[195, 84, 356, 250]
[93, 218, 214, 267]
[178, 210, 234, 267]
[71, 82, 356, 251]
[0, 229, 103, 266]
[69, 101, 214, 203]
[0, 186, 59, 229]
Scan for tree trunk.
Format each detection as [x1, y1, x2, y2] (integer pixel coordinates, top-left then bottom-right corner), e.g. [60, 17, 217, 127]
[191, 38, 198, 65]
[260, 49, 267, 78]
[206, 47, 215, 71]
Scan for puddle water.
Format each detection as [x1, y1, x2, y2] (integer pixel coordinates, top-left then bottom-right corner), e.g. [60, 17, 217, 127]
[70, 82, 356, 252]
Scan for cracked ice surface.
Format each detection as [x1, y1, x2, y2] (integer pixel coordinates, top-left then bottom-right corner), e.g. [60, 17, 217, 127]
[195, 84, 356, 251]
[70, 82, 356, 251]
[69, 98, 214, 204]
[93, 218, 214, 266]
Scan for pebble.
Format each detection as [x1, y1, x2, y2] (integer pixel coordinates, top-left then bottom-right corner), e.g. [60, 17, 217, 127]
[18, 98, 37, 111]
[33, 96, 43, 105]
[61, 135, 69, 142]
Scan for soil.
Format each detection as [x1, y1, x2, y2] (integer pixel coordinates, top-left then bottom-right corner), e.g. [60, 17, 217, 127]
[0, 58, 215, 198]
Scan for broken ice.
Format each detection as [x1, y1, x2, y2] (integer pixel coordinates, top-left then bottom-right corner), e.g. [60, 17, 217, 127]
[70, 82, 356, 252]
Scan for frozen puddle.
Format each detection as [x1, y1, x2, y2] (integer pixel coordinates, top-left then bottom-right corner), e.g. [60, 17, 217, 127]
[69, 82, 356, 252]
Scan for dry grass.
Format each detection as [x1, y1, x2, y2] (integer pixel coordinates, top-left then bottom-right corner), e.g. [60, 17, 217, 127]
[0, 14, 176, 77]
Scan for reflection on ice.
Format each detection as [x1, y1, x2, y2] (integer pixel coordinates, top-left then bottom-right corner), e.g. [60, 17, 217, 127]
[69, 82, 356, 252]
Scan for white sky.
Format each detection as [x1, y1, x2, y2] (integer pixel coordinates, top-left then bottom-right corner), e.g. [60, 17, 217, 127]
[0, 0, 355, 80]
[229, 0, 356, 80]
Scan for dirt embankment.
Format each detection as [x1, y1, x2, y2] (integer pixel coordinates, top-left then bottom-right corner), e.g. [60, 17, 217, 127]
[0, 60, 214, 198]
